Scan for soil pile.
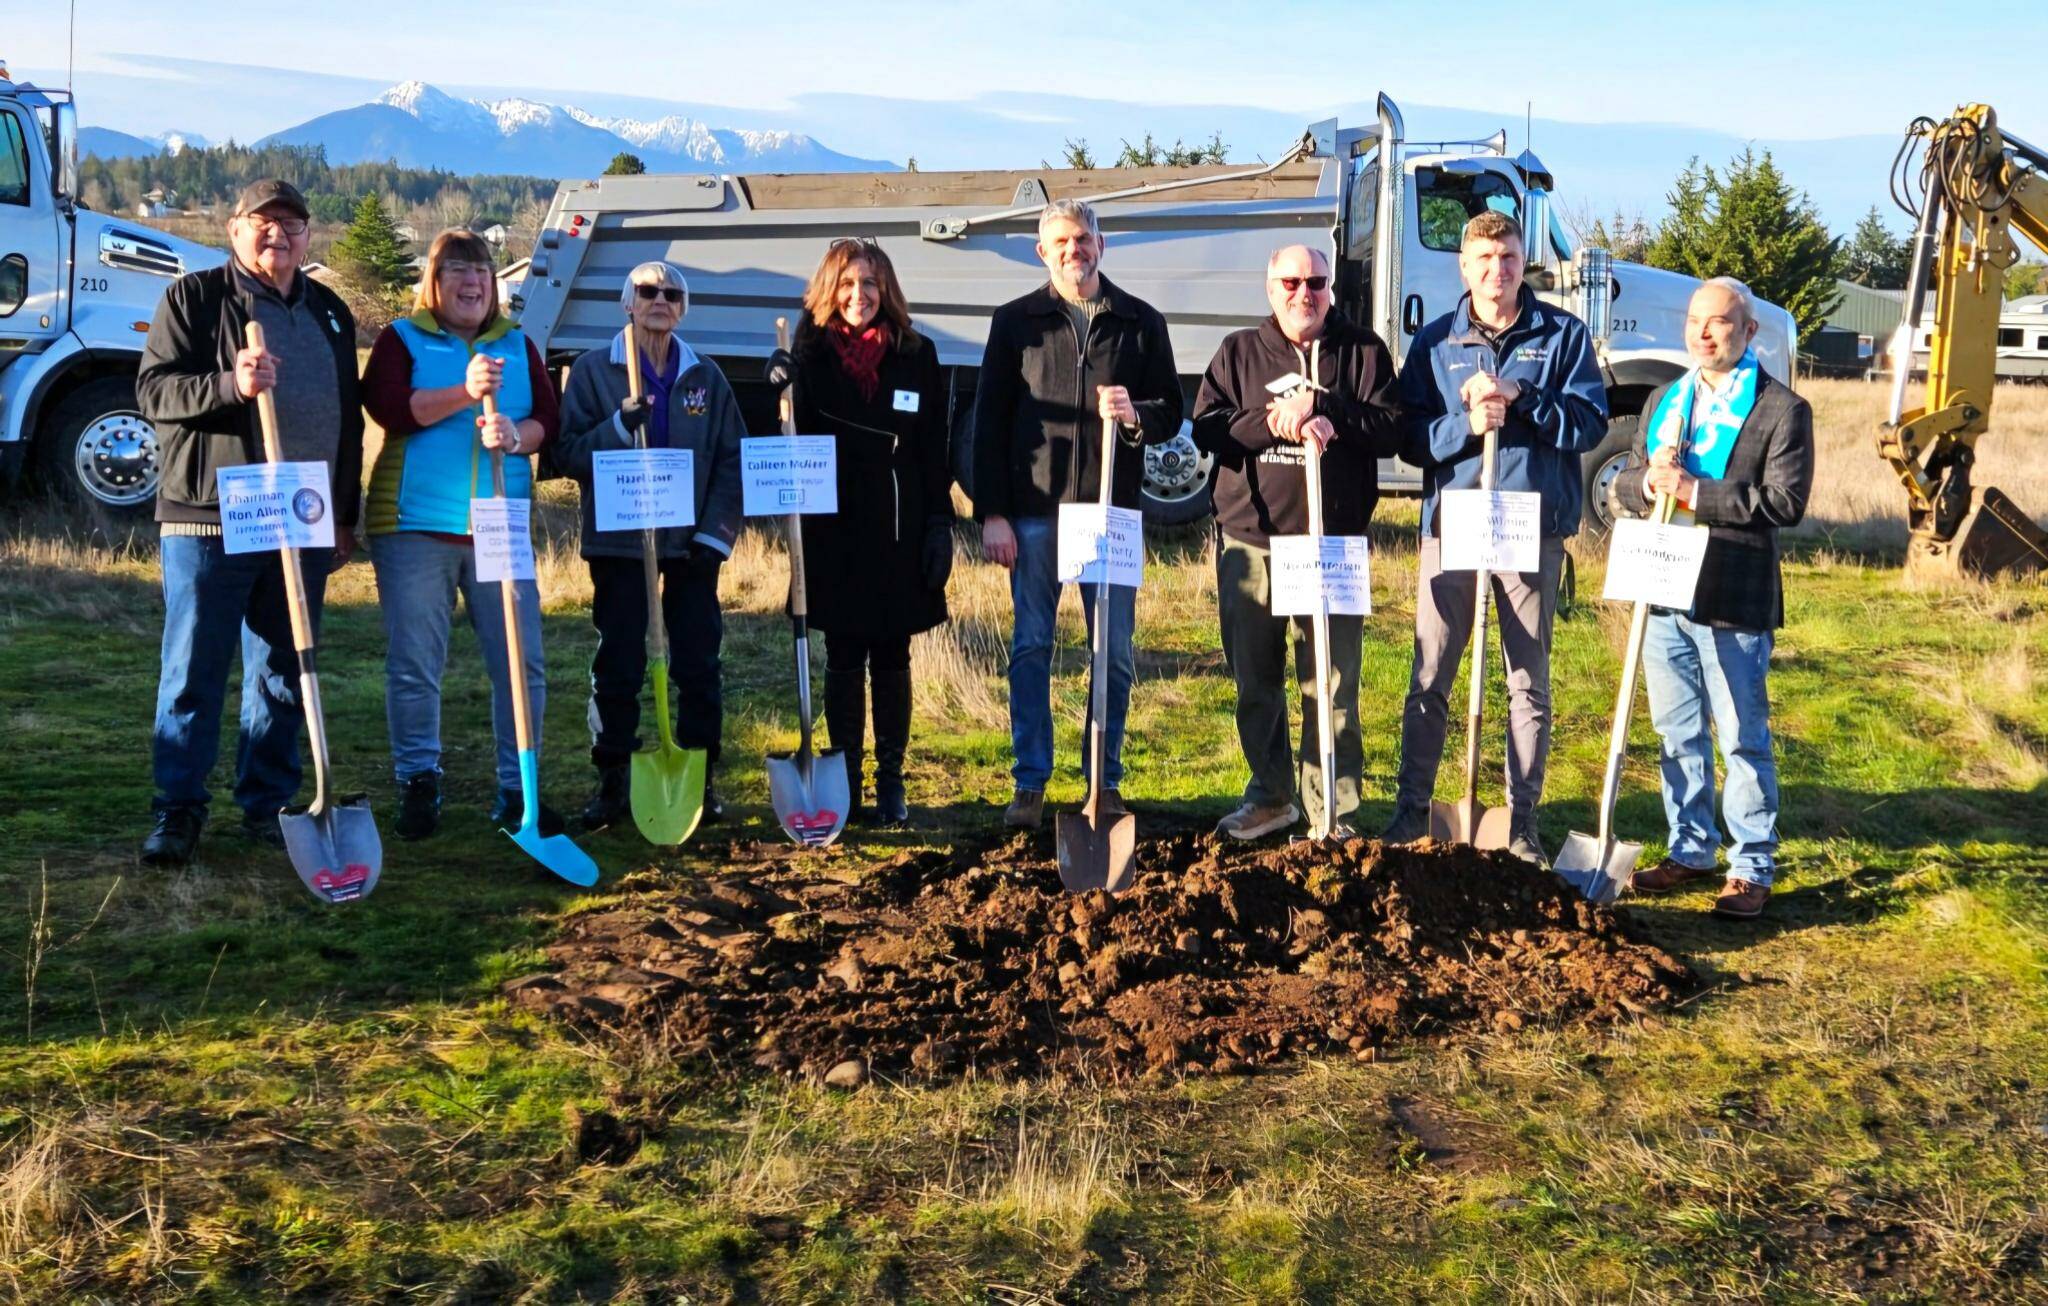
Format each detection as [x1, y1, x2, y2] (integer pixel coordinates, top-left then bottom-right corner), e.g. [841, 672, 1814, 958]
[506, 836, 1692, 1083]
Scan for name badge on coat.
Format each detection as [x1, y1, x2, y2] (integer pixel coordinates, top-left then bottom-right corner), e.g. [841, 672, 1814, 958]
[892, 389, 920, 413]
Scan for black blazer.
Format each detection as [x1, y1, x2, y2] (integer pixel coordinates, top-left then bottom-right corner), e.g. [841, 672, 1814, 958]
[1613, 371, 1813, 631]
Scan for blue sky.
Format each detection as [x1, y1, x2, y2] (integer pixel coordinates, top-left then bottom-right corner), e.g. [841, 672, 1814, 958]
[14, 0, 2048, 141]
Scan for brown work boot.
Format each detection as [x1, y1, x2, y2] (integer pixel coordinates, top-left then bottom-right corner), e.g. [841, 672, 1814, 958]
[1004, 788, 1045, 830]
[1631, 857, 1716, 894]
[1098, 789, 1129, 818]
[1713, 878, 1770, 920]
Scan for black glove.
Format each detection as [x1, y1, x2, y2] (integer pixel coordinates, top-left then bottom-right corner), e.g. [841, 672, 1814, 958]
[618, 395, 648, 434]
[922, 518, 955, 591]
[764, 348, 795, 394]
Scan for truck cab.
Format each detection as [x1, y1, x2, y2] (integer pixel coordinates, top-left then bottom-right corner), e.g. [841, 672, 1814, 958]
[0, 68, 224, 524]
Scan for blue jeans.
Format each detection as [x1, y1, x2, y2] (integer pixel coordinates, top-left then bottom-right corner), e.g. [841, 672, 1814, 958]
[370, 531, 545, 793]
[153, 535, 331, 816]
[1642, 612, 1780, 886]
[1008, 516, 1136, 791]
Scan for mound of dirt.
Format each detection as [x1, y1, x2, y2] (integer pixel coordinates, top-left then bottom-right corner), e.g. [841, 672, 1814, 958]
[506, 836, 1692, 1083]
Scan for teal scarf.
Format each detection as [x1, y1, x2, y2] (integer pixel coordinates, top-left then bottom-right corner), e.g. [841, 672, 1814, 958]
[1644, 348, 1758, 480]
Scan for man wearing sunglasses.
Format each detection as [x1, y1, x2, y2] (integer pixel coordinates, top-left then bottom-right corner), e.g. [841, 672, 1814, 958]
[972, 199, 1182, 830]
[1193, 245, 1405, 841]
[1384, 210, 1608, 866]
[137, 178, 365, 867]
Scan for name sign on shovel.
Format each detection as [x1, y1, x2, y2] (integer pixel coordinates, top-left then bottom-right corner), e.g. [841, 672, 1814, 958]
[470, 497, 536, 583]
[1439, 488, 1542, 574]
[741, 436, 837, 516]
[1601, 518, 1711, 610]
[1055, 503, 1144, 588]
[593, 447, 695, 532]
[1268, 534, 1372, 617]
[217, 461, 336, 554]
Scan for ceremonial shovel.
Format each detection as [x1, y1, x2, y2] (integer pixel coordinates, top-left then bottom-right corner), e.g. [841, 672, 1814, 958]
[1299, 339, 1340, 841]
[1427, 422, 1514, 849]
[246, 322, 382, 904]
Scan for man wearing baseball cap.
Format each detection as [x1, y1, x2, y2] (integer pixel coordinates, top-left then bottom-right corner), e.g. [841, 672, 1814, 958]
[136, 178, 366, 866]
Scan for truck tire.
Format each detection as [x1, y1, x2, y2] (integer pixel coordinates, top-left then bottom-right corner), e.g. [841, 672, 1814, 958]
[951, 409, 1218, 528]
[36, 375, 160, 523]
[1579, 412, 1640, 540]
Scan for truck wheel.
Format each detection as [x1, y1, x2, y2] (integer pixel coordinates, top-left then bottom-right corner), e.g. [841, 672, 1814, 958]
[1139, 423, 1214, 526]
[1579, 413, 1639, 540]
[36, 375, 160, 522]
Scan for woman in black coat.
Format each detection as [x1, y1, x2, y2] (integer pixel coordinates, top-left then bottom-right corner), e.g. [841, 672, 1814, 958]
[778, 238, 952, 824]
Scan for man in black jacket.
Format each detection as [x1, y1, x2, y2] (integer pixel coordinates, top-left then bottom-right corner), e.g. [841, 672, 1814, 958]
[136, 179, 364, 866]
[1193, 245, 1404, 839]
[1612, 278, 1812, 921]
[972, 199, 1183, 829]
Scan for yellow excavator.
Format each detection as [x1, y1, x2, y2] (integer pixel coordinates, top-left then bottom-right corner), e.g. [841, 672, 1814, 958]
[1879, 104, 2048, 580]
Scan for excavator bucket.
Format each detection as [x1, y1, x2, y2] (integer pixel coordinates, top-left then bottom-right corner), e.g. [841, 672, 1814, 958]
[1907, 488, 2048, 583]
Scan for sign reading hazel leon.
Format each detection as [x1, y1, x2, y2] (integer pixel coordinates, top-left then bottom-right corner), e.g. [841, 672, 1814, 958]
[1056, 504, 1145, 589]
[1601, 518, 1711, 610]
[216, 461, 335, 554]
[741, 436, 837, 516]
[593, 448, 696, 532]
[1268, 534, 1372, 617]
[469, 498, 536, 583]
[1439, 488, 1542, 574]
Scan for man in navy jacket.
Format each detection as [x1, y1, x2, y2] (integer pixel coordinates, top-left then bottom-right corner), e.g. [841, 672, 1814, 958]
[1383, 210, 1608, 865]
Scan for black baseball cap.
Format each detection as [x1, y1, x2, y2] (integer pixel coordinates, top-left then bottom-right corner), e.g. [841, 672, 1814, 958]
[232, 178, 310, 221]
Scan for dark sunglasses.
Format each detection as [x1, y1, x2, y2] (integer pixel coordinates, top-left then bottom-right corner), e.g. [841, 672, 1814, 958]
[633, 284, 684, 303]
[1275, 275, 1329, 293]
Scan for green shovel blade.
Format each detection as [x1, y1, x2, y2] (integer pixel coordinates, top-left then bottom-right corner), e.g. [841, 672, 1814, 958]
[631, 662, 706, 846]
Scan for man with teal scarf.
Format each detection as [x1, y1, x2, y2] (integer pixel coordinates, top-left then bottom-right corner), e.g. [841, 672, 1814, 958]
[1614, 279, 1813, 921]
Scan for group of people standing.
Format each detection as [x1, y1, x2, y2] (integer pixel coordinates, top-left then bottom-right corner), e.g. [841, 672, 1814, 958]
[134, 176, 1810, 923]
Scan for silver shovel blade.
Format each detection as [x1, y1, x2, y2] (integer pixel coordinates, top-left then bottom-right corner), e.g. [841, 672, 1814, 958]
[1055, 810, 1137, 895]
[1554, 830, 1639, 905]
[767, 748, 851, 848]
[280, 795, 383, 904]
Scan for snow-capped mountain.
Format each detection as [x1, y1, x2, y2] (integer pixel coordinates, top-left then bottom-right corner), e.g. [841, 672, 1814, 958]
[79, 127, 211, 159]
[255, 81, 896, 177]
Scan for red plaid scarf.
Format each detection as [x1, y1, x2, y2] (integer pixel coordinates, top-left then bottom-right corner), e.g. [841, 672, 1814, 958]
[827, 320, 890, 401]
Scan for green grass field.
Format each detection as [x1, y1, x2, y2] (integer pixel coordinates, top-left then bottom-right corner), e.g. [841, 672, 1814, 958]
[2, 416, 2046, 1301]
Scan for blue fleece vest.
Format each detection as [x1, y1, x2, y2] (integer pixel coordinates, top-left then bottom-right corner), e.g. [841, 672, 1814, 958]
[367, 314, 534, 535]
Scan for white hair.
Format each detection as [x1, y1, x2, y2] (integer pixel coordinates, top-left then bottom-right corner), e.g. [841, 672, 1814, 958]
[1702, 275, 1754, 324]
[1038, 198, 1100, 242]
[1267, 245, 1330, 276]
[621, 260, 689, 314]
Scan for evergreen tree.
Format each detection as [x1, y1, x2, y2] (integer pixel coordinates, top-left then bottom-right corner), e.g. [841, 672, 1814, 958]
[1645, 149, 1842, 339]
[1843, 206, 1911, 288]
[1645, 158, 1716, 276]
[329, 194, 414, 289]
[604, 152, 646, 176]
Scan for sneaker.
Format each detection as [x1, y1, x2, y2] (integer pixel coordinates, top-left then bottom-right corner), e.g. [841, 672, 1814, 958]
[1508, 818, 1550, 870]
[1712, 878, 1770, 920]
[1215, 799, 1300, 841]
[1004, 788, 1045, 830]
[140, 806, 204, 867]
[698, 779, 726, 827]
[394, 772, 442, 842]
[241, 808, 286, 850]
[491, 789, 566, 837]
[580, 764, 631, 833]
[1379, 803, 1430, 844]
[1630, 857, 1716, 894]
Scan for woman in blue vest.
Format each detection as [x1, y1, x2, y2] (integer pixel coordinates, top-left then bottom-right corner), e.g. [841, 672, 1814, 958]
[363, 229, 561, 841]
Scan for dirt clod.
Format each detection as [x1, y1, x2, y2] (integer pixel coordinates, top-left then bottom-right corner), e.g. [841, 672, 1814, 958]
[508, 836, 1693, 1082]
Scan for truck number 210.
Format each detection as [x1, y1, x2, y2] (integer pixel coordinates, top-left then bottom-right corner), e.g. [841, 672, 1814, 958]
[79, 276, 109, 293]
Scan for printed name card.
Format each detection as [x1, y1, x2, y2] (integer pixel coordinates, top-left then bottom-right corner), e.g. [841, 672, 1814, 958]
[1268, 535, 1372, 616]
[593, 448, 696, 531]
[1056, 504, 1145, 589]
[1439, 489, 1542, 573]
[741, 436, 838, 516]
[1601, 518, 1711, 610]
[470, 498, 536, 582]
[216, 462, 335, 554]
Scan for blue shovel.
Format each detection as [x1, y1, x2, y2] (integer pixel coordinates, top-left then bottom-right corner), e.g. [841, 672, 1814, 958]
[484, 404, 599, 887]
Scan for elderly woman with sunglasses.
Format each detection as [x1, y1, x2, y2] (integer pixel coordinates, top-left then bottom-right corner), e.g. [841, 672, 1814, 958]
[550, 260, 746, 831]
[362, 228, 560, 842]
[762, 238, 952, 826]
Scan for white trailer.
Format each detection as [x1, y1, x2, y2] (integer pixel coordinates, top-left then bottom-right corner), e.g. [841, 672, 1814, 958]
[0, 68, 225, 524]
[512, 95, 1797, 530]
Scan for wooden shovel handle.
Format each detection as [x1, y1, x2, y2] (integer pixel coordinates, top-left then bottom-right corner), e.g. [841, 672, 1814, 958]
[244, 322, 316, 655]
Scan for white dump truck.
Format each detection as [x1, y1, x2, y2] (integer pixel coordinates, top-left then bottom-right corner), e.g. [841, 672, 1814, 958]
[512, 94, 1796, 531]
[0, 68, 224, 523]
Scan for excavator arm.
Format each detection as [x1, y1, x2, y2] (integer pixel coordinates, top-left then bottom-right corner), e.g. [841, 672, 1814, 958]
[1879, 104, 2048, 579]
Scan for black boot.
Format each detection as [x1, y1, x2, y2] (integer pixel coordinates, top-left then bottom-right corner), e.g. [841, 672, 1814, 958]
[581, 763, 630, 833]
[871, 669, 913, 826]
[824, 667, 867, 826]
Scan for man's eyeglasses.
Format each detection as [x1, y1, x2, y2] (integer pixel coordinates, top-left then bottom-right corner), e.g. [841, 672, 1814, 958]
[244, 213, 309, 238]
[634, 284, 685, 303]
[1274, 275, 1329, 293]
